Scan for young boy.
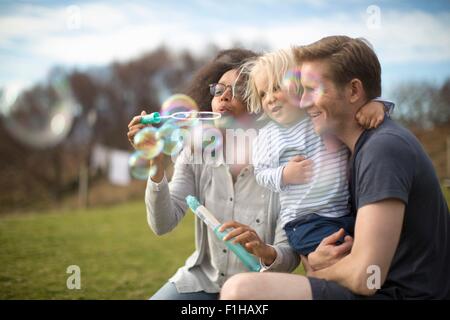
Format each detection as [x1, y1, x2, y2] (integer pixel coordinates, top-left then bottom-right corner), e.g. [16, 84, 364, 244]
[242, 49, 394, 256]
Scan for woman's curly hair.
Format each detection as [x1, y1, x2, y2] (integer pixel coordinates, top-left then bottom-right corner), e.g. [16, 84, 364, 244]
[184, 48, 259, 111]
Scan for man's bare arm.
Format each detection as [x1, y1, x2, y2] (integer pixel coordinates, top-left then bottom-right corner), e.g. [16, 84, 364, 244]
[307, 199, 405, 296]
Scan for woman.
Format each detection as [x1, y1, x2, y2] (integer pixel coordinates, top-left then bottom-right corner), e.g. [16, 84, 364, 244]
[127, 49, 299, 300]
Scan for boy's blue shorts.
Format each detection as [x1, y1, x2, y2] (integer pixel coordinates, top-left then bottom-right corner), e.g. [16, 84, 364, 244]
[284, 213, 355, 256]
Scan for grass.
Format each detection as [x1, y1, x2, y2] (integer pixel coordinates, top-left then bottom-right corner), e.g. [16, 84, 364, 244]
[0, 200, 305, 300]
[2, 188, 448, 300]
[443, 184, 450, 205]
[0, 201, 196, 299]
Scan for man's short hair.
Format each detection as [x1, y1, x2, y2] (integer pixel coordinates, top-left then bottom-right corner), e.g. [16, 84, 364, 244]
[293, 35, 381, 100]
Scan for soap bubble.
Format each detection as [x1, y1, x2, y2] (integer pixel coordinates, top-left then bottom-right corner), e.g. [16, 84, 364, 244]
[166, 127, 191, 158]
[300, 85, 324, 109]
[189, 123, 223, 162]
[0, 78, 79, 149]
[201, 123, 223, 152]
[156, 121, 182, 156]
[160, 94, 200, 129]
[281, 67, 303, 108]
[160, 94, 198, 116]
[128, 93, 223, 180]
[296, 70, 324, 109]
[133, 126, 164, 159]
[128, 151, 157, 180]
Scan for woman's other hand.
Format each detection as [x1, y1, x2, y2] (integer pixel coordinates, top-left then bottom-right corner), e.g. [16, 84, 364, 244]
[219, 221, 277, 266]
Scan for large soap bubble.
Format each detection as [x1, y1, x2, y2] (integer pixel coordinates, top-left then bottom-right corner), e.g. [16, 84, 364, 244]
[129, 93, 223, 180]
[281, 67, 303, 108]
[160, 94, 198, 116]
[128, 151, 158, 180]
[133, 126, 164, 159]
[0, 78, 79, 149]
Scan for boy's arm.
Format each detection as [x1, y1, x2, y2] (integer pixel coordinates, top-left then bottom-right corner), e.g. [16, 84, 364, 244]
[372, 97, 395, 115]
[253, 129, 312, 191]
[254, 165, 286, 193]
[356, 98, 395, 129]
[253, 130, 286, 193]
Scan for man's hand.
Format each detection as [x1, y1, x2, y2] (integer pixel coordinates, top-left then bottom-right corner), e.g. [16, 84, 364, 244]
[303, 200, 405, 296]
[282, 155, 314, 185]
[307, 228, 353, 271]
[301, 255, 317, 277]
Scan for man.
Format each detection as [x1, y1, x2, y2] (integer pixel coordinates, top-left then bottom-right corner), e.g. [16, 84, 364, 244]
[220, 36, 450, 299]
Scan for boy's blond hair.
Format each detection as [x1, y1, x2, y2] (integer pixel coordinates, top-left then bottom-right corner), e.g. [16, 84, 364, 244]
[240, 48, 296, 114]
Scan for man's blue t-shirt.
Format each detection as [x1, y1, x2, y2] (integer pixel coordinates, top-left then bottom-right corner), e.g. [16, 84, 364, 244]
[350, 118, 450, 299]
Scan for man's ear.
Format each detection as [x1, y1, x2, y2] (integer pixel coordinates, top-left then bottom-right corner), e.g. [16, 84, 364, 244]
[348, 79, 365, 104]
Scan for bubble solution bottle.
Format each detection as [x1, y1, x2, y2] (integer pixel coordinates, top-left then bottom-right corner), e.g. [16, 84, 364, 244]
[186, 195, 261, 272]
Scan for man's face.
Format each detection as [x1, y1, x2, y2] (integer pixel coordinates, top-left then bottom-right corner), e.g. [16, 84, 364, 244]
[300, 60, 351, 135]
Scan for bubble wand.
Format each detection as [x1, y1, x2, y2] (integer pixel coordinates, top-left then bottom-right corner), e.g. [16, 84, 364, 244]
[129, 111, 222, 180]
[140, 111, 221, 125]
[186, 195, 261, 272]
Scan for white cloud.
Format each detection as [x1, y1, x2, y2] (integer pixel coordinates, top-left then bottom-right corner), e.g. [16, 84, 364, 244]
[0, 2, 449, 88]
[369, 10, 450, 63]
[210, 10, 450, 64]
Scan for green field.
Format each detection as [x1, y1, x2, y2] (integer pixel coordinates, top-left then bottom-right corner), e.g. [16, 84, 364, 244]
[0, 200, 305, 300]
[0, 201, 197, 299]
[1, 188, 449, 300]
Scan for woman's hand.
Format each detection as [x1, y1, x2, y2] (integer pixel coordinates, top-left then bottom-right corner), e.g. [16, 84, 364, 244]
[219, 221, 277, 266]
[355, 100, 385, 129]
[127, 110, 165, 182]
[306, 228, 353, 271]
[127, 110, 148, 148]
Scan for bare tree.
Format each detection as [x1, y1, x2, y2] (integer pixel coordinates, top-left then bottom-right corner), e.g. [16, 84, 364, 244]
[392, 78, 450, 129]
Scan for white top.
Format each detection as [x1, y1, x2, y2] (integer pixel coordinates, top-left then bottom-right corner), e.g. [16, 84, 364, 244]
[145, 148, 299, 293]
[253, 118, 351, 226]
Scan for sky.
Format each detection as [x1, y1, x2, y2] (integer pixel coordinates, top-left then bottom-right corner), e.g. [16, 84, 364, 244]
[0, 0, 449, 104]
